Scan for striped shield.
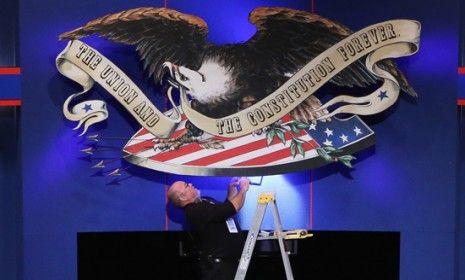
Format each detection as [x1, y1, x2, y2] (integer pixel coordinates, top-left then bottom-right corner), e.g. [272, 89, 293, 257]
[123, 110, 374, 176]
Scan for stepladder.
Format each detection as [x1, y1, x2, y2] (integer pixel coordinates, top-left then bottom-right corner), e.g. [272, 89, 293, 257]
[234, 192, 312, 280]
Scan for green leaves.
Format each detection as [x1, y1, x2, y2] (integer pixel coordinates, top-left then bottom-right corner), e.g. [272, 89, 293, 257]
[266, 129, 274, 146]
[266, 127, 286, 146]
[288, 121, 309, 133]
[321, 146, 341, 153]
[316, 147, 333, 161]
[266, 120, 309, 158]
[337, 154, 357, 168]
[290, 138, 305, 158]
[290, 140, 297, 157]
[276, 129, 285, 145]
[317, 146, 356, 168]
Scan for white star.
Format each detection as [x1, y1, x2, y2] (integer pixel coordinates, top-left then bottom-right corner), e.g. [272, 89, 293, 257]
[340, 134, 348, 143]
[322, 139, 333, 146]
[309, 123, 317, 130]
[353, 126, 363, 136]
[324, 128, 333, 137]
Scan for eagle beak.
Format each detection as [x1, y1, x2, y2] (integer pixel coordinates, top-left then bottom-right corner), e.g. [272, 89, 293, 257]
[162, 62, 180, 88]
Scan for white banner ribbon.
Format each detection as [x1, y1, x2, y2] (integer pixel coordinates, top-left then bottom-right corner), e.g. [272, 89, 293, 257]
[56, 41, 181, 137]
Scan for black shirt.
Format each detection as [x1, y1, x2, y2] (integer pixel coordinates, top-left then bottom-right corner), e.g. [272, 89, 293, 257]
[184, 198, 244, 261]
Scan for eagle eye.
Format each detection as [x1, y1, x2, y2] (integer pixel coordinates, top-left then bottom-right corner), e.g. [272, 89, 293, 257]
[179, 73, 189, 81]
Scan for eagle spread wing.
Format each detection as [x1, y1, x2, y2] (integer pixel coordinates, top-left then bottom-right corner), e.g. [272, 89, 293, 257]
[244, 7, 416, 122]
[59, 7, 209, 83]
[247, 7, 377, 88]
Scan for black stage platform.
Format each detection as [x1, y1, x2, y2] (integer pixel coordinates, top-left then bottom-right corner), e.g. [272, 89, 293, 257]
[78, 230, 399, 280]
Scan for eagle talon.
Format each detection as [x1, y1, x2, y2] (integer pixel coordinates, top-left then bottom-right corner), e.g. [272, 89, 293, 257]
[198, 138, 225, 149]
[155, 136, 194, 151]
[252, 128, 266, 136]
[252, 120, 284, 137]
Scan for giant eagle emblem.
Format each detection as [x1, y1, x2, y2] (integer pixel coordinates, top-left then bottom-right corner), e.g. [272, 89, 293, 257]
[57, 7, 420, 176]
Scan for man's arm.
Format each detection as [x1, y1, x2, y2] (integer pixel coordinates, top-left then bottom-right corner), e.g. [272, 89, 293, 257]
[228, 177, 250, 212]
[227, 177, 239, 201]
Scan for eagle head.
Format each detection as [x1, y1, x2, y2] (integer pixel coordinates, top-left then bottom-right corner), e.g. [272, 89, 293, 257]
[162, 60, 235, 105]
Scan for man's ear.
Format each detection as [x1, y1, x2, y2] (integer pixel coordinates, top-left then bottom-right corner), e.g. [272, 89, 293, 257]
[179, 193, 188, 204]
[179, 195, 189, 207]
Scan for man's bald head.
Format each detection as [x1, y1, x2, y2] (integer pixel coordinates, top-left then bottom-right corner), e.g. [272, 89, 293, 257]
[167, 180, 199, 208]
[167, 181, 185, 207]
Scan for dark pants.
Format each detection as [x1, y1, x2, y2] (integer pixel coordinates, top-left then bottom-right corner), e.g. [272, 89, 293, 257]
[199, 257, 238, 280]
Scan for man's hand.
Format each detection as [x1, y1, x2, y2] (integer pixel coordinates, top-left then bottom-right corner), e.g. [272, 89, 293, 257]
[228, 177, 250, 212]
[238, 177, 250, 193]
[228, 177, 240, 200]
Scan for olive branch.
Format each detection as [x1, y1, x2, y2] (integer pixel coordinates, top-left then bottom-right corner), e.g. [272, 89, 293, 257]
[315, 146, 356, 168]
[265, 120, 310, 158]
[265, 120, 357, 168]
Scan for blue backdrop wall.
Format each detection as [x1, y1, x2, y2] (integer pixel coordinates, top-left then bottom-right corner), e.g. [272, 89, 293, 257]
[19, 0, 460, 280]
[314, 1, 459, 279]
[0, 0, 21, 279]
[0, 107, 21, 280]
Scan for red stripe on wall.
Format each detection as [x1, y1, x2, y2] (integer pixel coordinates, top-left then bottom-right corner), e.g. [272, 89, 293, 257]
[458, 99, 465, 106]
[0, 67, 21, 75]
[458, 67, 465, 75]
[310, 0, 315, 232]
[164, 184, 169, 231]
[0, 99, 21, 106]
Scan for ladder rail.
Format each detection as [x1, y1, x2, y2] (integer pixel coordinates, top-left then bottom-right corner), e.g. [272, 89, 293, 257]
[234, 192, 295, 280]
[270, 199, 294, 280]
[234, 198, 268, 280]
